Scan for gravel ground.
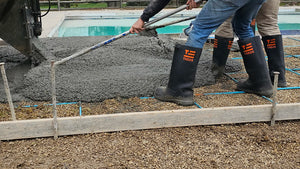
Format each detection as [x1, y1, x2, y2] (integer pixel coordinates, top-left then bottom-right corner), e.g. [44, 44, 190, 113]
[0, 37, 299, 168]
[0, 122, 299, 168]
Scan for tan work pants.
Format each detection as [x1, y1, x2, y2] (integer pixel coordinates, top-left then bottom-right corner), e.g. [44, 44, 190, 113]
[215, 0, 281, 38]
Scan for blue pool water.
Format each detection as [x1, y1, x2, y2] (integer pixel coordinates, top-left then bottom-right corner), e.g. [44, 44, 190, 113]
[56, 12, 300, 37]
[59, 24, 300, 37]
[59, 25, 190, 36]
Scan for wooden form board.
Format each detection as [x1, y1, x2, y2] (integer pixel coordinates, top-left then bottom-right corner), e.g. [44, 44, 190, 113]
[1, 103, 300, 140]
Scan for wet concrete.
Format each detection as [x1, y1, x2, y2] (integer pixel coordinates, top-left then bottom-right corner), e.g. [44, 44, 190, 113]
[0, 35, 242, 102]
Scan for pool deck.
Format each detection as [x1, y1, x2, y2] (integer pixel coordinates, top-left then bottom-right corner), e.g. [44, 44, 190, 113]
[40, 6, 300, 38]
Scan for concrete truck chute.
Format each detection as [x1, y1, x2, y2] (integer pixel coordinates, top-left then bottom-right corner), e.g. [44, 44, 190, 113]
[0, 0, 53, 65]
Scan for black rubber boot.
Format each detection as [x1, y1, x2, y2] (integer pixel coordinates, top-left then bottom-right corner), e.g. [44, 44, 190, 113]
[262, 35, 287, 87]
[154, 44, 202, 106]
[237, 36, 273, 97]
[211, 35, 234, 78]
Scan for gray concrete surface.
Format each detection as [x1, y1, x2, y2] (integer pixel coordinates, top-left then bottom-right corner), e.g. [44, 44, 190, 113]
[0, 35, 242, 102]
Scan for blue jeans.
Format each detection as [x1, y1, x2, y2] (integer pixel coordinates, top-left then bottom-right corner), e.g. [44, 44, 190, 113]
[185, 0, 265, 48]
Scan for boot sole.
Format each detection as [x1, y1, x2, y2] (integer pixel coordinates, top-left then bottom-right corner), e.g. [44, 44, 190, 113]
[277, 82, 287, 88]
[154, 94, 194, 106]
[237, 87, 273, 98]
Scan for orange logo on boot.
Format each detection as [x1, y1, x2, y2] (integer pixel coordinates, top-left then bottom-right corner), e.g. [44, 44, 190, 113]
[266, 39, 276, 49]
[228, 40, 233, 49]
[183, 49, 196, 62]
[251, 19, 256, 26]
[241, 43, 254, 55]
[213, 39, 218, 48]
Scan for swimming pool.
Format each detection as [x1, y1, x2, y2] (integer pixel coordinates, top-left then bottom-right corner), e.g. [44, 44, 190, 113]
[54, 10, 300, 37]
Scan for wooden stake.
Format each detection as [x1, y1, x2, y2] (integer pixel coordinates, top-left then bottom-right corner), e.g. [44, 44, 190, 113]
[0, 63, 16, 121]
[271, 72, 280, 126]
[51, 61, 58, 139]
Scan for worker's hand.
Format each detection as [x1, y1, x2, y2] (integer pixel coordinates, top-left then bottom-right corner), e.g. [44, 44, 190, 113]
[130, 18, 145, 34]
[186, 0, 200, 10]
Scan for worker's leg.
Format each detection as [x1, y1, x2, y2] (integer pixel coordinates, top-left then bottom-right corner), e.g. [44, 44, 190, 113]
[256, 0, 280, 36]
[154, 0, 265, 105]
[214, 17, 234, 39]
[232, 0, 273, 97]
[237, 36, 273, 97]
[262, 35, 286, 87]
[154, 44, 202, 106]
[257, 0, 286, 87]
[231, 0, 264, 39]
[154, 0, 240, 105]
[185, 0, 248, 48]
[212, 17, 234, 78]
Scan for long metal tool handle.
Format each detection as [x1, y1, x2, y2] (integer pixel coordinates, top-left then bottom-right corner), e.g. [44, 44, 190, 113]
[144, 0, 201, 27]
[55, 0, 202, 65]
[55, 31, 130, 65]
[146, 15, 197, 30]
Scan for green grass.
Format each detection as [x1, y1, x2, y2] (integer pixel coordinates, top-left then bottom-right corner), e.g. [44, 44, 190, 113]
[40, 3, 108, 10]
[40, 4, 57, 10]
[71, 3, 107, 8]
[280, 2, 300, 6]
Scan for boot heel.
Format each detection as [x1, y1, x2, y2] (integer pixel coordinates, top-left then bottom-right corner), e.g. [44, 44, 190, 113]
[154, 87, 194, 106]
